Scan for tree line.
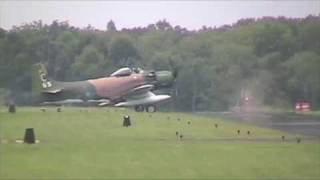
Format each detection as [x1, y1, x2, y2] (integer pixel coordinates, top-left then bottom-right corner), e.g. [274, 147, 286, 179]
[0, 16, 319, 111]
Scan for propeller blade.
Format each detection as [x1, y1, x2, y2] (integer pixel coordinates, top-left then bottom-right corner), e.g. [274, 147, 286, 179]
[172, 68, 179, 79]
[169, 59, 179, 80]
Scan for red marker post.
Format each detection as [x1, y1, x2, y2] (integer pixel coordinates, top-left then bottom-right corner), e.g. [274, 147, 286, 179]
[295, 102, 311, 113]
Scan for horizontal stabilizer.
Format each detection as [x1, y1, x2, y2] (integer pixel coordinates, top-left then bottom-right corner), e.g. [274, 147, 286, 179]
[44, 89, 62, 94]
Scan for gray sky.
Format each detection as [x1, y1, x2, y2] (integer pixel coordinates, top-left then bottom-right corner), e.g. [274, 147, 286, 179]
[0, 1, 319, 30]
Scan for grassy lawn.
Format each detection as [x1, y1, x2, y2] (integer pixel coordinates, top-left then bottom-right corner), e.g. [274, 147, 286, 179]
[0, 107, 319, 179]
[308, 111, 320, 118]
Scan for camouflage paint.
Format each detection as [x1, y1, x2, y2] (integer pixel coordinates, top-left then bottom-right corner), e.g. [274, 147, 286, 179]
[31, 63, 174, 106]
[88, 74, 146, 100]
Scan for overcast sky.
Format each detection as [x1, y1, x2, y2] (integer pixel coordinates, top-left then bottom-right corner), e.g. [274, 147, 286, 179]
[0, 1, 319, 30]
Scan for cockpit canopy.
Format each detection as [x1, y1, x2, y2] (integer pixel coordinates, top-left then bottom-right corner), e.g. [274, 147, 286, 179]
[110, 67, 132, 77]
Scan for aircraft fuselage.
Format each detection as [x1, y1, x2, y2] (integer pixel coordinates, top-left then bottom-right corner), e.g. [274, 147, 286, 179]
[40, 73, 148, 103]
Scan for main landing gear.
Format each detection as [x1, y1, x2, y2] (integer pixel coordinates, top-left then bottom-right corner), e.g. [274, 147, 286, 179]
[134, 105, 144, 112]
[134, 105, 156, 113]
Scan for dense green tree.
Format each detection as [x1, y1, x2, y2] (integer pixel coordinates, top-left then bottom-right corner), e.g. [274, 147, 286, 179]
[297, 16, 320, 53]
[1, 16, 320, 110]
[107, 20, 117, 32]
[71, 44, 108, 79]
[285, 51, 320, 107]
[109, 35, 140, 67]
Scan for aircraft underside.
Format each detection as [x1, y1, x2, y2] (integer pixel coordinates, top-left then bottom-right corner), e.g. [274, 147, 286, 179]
[42, 91, 169, 112]
[42, 99, 158, 113]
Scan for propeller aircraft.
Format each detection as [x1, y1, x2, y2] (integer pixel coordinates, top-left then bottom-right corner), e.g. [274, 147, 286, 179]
[32, 63, 177, 112]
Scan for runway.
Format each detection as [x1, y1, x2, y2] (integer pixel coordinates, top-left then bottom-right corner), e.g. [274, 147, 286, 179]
[197, 111, 320, 137]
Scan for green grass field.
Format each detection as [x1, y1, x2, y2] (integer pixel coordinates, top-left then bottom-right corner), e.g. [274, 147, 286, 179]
[1, 107, 319, 179]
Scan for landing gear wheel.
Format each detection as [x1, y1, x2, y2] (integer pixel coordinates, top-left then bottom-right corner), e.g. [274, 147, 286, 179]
[134, 105, 144, 112]
[146, 105, 156, 113]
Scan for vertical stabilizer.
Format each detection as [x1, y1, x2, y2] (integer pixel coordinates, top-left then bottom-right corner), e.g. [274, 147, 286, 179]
[31, 63, 60, 95]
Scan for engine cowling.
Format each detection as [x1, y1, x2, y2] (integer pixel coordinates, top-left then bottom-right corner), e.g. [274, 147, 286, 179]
[154, 71, 174, 87]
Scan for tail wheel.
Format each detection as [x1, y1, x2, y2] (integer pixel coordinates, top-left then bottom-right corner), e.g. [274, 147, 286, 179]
[146, 105, 156, 113]
[134, 105, 144, 112]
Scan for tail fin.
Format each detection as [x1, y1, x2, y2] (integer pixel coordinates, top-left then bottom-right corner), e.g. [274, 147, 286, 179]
[31, 63, 61, 95]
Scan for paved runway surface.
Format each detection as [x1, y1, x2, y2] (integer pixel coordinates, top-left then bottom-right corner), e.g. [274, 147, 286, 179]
[197, 112, 320, 137]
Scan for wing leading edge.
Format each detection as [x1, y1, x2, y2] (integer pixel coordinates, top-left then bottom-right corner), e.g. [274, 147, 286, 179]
[115, 85, 171, 107]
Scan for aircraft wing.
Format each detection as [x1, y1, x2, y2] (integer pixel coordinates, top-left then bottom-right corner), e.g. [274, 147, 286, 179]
[125, 84, 154, 97]
[42, 99, 84, 105]
[88, 99, 110, 106]
[115, 90, 171, 107]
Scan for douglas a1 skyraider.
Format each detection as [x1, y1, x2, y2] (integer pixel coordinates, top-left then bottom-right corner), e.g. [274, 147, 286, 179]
[32, 63, 177, 112]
